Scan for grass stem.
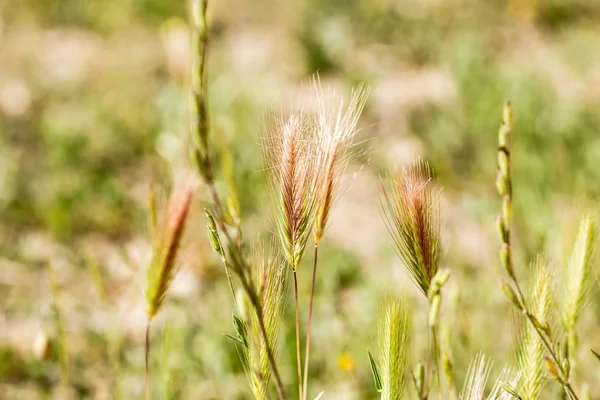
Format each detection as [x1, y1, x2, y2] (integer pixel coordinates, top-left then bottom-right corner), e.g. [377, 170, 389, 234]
[431, 326, 442, 400]
[293, 269, 303, 399]
[302, 244, 319, 400]
[145, 320, 151, 400]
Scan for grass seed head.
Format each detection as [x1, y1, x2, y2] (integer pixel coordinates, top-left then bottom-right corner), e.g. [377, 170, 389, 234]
[519, 255, 554, 400]
[263, 111, 318, 270]
[145, 185, 194, 320]
[242, 239, 287, 400]
[562, 209, 597, 334]
[312, 80, 369, 244]
[382, 159, 442, 296]
[376, 297, 413, 400]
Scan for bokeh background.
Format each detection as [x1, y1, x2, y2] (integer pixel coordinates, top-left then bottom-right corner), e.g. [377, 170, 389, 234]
[2, 0, 600, 398]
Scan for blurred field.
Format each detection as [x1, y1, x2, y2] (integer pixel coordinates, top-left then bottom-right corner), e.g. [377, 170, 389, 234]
[1, 0, 600, 398]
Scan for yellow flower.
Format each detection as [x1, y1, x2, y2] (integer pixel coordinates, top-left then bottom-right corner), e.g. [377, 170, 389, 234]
[338, 352, 355, 372]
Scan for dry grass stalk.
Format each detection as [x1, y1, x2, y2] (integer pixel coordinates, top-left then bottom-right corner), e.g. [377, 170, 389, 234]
[382, 159, 442, 296]
[376, 298, 413, 400]
[302, 81, 368, 400]
[519, 257, 554, 400]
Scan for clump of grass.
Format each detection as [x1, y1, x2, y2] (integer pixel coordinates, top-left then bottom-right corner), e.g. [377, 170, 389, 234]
[370, 298, 413, 400]
[144, 185, 194, 400]
[381, 159, 442, 296]
[187, 0, 288, 398]
[519, 256, 554, 400]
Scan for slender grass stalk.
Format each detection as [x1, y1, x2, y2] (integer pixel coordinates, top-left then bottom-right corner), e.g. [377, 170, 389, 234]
[302, 244, 318, 400]
[294, 270, 303, 398]
[187, 1, 287, 398]
[263, 112, 319, 398]
[494, 101, 579, 400]
[431, 326, 442, 399]
[428, 270, 449, 399]
[145, 322, 151, 400]
[382, 159, 444, 398]
[302, 82, 368, 400]
[144, 186, 194, 400]
[48, 263, 70, 397]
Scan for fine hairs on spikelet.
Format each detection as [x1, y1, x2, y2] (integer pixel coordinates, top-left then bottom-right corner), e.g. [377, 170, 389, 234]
[519, 256, 554, 400]
[382, 159, 442, 296]
[145, 185, 195, 319]
[312, 80, 369, 244]
[376, 298, 413, 400]
[460, 354, 520, 400]
[562, 210, 597, 344]
[241, 239, 287, 400]
[460, 354, 492, 400]
[263, 111, 318, 270]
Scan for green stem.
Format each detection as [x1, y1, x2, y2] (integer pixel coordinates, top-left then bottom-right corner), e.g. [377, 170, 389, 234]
[431, 326, 442, 400]
[302, 244, 319, 400]
[145, 320, 151, 400]
[293, 268, 303, 399]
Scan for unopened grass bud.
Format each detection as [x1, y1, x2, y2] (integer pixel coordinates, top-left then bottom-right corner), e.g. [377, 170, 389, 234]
[500, 280, 521, 309]
[232, 314, 248, 349]
[496, 170, 508, 196]
[502, 195, 512, 228]
[498, 151, 509, 178]
[503, 100, 513, 129]
[205, 209, 225, 261]
[414, 362, 425, 397]
[562, 359, 570, 380]
[496, 215, 508, 244]
[544, 357, 560, 380]
[500, 244, 515, 280]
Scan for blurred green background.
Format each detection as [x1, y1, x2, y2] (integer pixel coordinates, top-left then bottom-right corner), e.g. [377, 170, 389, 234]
[1, 0, 600, 398]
